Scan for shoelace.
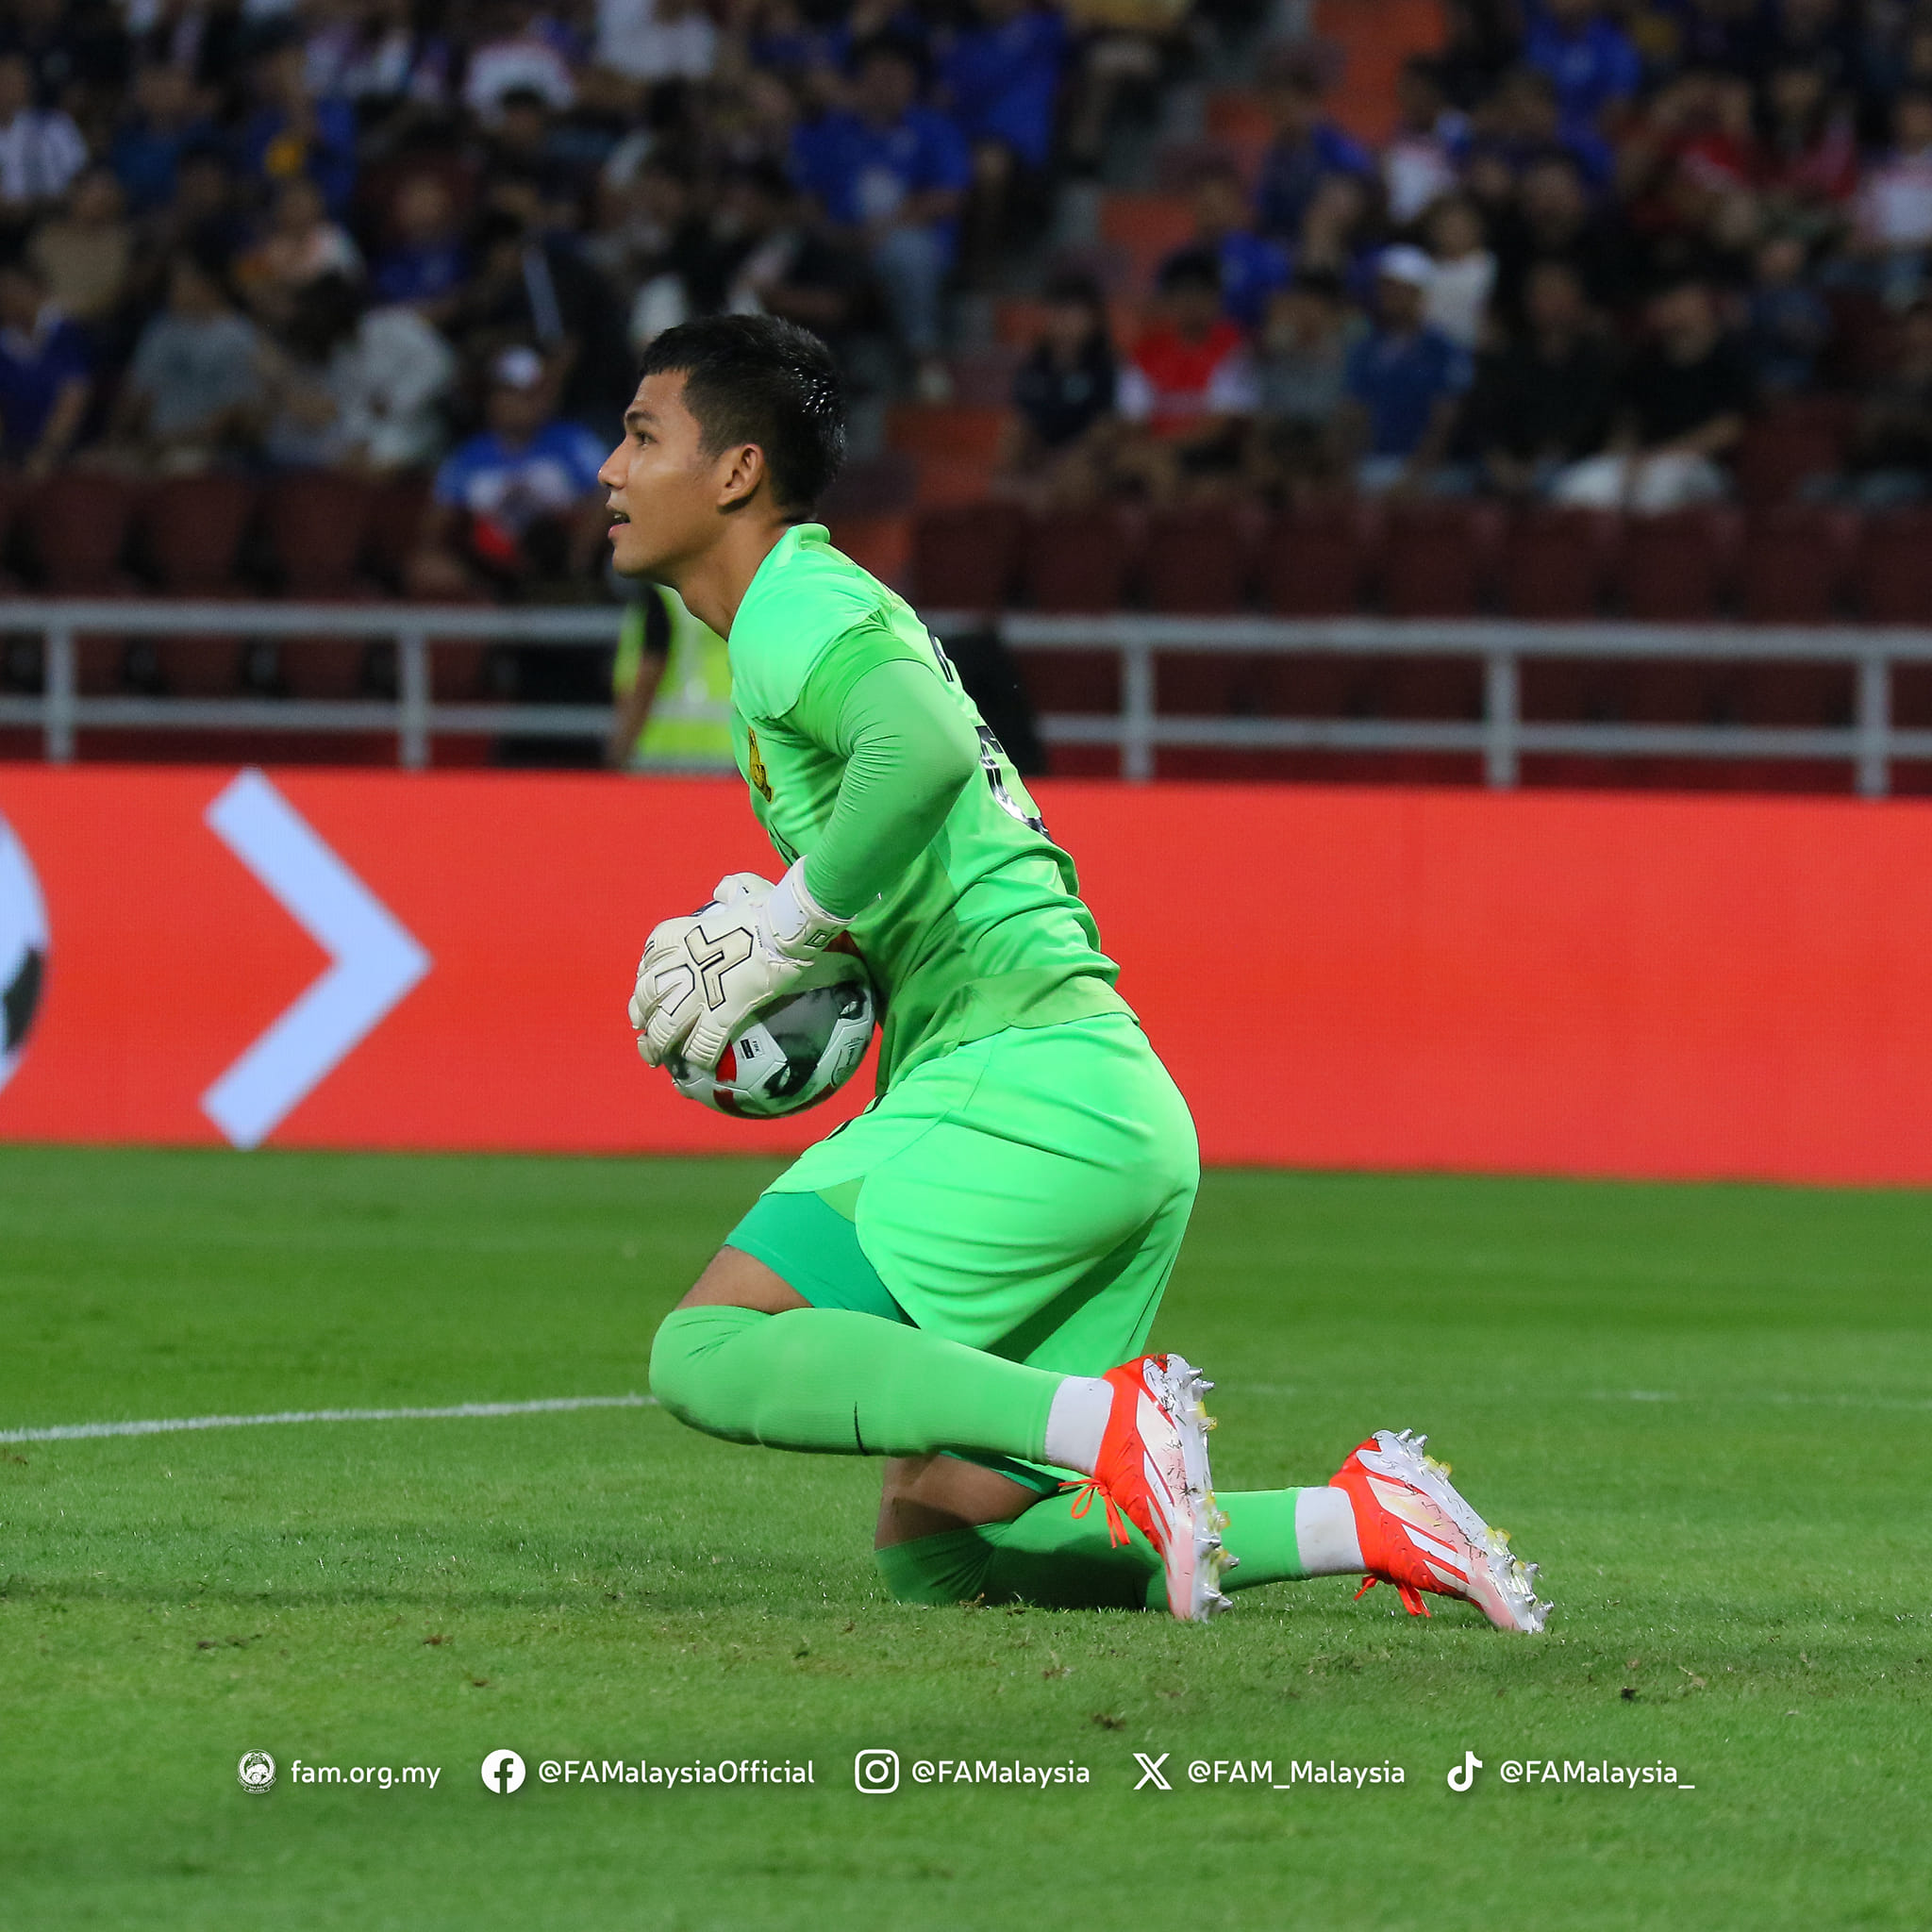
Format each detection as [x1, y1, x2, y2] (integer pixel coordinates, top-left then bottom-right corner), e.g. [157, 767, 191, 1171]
[1061, 1476, 1131, 1549]
[1355, 1574, 1431, 1618]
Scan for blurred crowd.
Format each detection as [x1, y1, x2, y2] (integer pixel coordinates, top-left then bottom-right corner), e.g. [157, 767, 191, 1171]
[1004, 0, 1932, 517]
[10, 0, 1932, 613]
[0, 0, 1244, 599]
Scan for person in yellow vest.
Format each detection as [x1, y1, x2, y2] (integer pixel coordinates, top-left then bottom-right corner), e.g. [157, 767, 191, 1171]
[607, 582, 736, 770]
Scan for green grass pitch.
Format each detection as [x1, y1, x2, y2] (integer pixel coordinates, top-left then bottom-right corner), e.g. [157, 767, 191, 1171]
[3, 1147, 1928, 1929]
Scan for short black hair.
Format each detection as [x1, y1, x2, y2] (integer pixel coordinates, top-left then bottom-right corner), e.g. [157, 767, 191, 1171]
[637, 313, 846, 514]
[1158, 247, 1222, 294]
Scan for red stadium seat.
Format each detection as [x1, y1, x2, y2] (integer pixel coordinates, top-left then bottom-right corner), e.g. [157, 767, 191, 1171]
[142, 473, 256, 592]
[264, 471, 375, 594]
[141, 474, 258, 695]
[1380, 501, 1502, 617]
[25, 470, 139, 693]
[1023, 508, 1128, 611]
[1857, 509, 1932, 622]
[1257, 504, 1371, 615]
[361, 472, 434, 589]
[1734, 398, 1853, 508]
[1739, 505, 1854, 624]
[1619, 508, 1738, 621]
[911, 502, 1024, 610]
[26, 469, 134, 590]
[1502, 508, 1616, 619]
[1142, 508, 1250, 613]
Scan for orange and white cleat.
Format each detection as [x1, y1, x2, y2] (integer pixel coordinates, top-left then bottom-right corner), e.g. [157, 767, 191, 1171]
[1330, 1428, 1551, 1633]
[1069, 1353, 1231, 1623]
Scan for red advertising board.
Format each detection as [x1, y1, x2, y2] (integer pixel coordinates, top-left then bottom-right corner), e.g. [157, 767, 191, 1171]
[1, 766, 1928, 1182]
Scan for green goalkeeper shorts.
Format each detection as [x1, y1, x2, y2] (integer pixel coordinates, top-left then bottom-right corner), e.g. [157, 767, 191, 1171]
[724, 1012, 1199, 1415]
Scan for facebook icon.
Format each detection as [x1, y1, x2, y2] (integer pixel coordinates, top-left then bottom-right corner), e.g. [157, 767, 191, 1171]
[481, 1750, 526, 1794]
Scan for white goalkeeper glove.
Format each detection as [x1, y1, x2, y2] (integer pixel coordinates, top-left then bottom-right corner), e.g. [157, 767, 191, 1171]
[627, 860, 850, 1073]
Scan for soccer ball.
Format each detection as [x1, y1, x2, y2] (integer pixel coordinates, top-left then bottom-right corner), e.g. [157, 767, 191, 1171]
[666, 948, 875, 1119]
[0, 811, 48, 1096]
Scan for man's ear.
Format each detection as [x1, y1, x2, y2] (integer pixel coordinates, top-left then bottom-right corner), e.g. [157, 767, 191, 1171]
[714, 441, 768, 513]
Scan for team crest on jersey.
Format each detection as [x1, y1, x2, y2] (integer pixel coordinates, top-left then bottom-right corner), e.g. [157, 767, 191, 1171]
[746, 727, 774, 802]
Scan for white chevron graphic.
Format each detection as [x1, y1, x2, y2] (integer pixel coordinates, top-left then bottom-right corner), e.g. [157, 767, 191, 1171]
[201, 770, 430, 1148]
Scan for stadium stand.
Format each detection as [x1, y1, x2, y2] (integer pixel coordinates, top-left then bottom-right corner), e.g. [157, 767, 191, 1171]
[5, 0, 1932, 791]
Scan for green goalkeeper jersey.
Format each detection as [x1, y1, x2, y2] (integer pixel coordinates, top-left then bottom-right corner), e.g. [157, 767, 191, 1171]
[726, 523, 1131, 1090]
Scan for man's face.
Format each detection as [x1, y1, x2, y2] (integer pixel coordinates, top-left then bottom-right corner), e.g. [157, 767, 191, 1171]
[854, 54, 915, 125]
[1650, 282, 1712, 341]
[1191, 175, 1246, 240]
[0, 270, 39, 329]
[1898, 95, 1932, 151]
[1525, 263, 1584, 333]
[1167, 279, 1222, 336]
[487, 379, 549, 440]
[600, 371, 752, 580]
[1523, 159, 1585, 229]
[1378, 275, 1425, 330]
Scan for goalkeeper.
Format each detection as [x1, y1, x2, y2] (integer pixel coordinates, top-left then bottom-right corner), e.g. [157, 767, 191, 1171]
[605, 315, 1548, 1630]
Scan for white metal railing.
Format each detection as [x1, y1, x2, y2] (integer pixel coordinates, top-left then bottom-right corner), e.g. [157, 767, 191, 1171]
[0, 601, 621, 770]
[4, 600, 1932, 794]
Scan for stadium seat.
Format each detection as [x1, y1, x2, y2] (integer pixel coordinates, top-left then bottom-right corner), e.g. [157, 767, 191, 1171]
[1380, 501, 1503, 617]
[886, 403, 1009, 466]
[944, 345, 1025, 408]
[361, 473, 434, 589]
[1502, 508, 1617, 619]
[142, 473, 258, 696]
[1734, 397, 1853, 508]
[1022, 508, 1128, 611]
[824, 512, 910, 589]
[1257, 504, 1371, 615]
[1733, 661, 1853, 727]
[262, 473, 382, 699]
[1097, 192, 1197, 290]
[911, 455, 1002, 507]
[1739, 505, 1855, 623]
[142, 473, 256, 592]
[25, 470, 139, 693]
[911, 502, 1025, 611]
[1142, 508, 1251, 613]
[1619, 508, 1738, 621]
[1856, 509, 1932, 622]
[264, 471, 375, 595]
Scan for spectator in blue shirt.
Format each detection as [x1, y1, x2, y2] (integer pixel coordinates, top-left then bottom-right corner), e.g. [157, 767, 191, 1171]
[939, 0, 1066, 275]
[372, 173, 471, 323]
[1523, 0, 1641, 141]
[1252, 51, 1375, 245]
[1338, 245, 1474, 493]
[236, 38, 359, 220]
[408, 345, 610, 597]
[109, 62, 217, 216]
[0, 256, 90, 474]
[790, 36, 971, 397]
[1168, 161, 1291, 330]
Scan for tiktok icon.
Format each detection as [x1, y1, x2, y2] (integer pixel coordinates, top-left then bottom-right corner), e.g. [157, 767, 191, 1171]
[1446, 1751, 1484, 1793]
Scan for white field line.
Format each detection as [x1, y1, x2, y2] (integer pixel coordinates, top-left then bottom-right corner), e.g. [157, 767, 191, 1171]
[0, 1392, 654, 1445]
[1587, 1390, 1932, 1411]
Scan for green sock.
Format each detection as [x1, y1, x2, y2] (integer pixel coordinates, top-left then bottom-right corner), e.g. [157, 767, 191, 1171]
[874, 1487, 1330, 1610]
[650, 1305, 1062, 1461]
[876, 1485, 1165, 1610]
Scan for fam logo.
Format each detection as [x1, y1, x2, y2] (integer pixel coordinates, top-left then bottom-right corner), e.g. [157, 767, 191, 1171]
[0, 811, 47, 1093]
[237, 1751, 276, 1794]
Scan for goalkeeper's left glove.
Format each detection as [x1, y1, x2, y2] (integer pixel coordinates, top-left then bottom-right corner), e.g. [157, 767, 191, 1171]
[627, 860, 850, 1073]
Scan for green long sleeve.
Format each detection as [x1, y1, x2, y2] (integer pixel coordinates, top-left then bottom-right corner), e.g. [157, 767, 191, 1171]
[785, 632, 981, 921]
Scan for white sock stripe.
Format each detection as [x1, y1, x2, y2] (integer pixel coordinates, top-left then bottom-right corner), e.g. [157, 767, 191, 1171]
[0, 1394, 654, 1445]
